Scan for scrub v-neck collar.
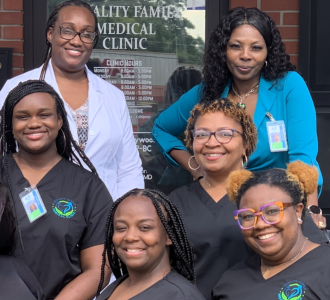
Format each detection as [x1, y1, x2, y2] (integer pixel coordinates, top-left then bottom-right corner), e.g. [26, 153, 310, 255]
[7, 154, 64, 189]
[191, 178, 230, 218]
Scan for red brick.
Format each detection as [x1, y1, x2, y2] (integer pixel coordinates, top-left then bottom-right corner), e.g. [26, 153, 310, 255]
[0, 26, 2, 39]
[230, 0, 258, 8]
[12, 69, 24, 77]
[283, 41, 299, 54]
[0, 12, 23, 25]
[261, 0, 299, 11]
[283, 13, 299, 26]
[289, 55, 298, 68]
[3, 0, 23, 10]
[278, 26, 299, 39]
[266, 12, 280, 25]
[4, 26, 23, 39]
[12, 55, 23, 68]
[0, 41, 23, 53]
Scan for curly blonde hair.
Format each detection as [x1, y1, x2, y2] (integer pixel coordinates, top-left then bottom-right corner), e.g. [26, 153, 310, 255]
[184, 98, 257, 157]
[227, 161, 318, 218]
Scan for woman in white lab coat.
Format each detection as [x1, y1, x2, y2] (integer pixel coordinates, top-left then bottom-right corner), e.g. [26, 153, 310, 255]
[0, 0, 143, 200]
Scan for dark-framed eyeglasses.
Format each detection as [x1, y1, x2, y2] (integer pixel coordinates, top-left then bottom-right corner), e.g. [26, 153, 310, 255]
[233, 201, 294, 230]
[56, 25, 97, 44]
[191, 128, 243, 145]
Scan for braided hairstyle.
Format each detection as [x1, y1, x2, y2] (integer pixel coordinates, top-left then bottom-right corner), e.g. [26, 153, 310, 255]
[40, 0, 99, 80]
[202, 7, 296, 102]
[185, 98, 257, 158]
[0, 181, 16, 255]
[227, 161, 319, 219]
[97, 188, 196, 296]
[0, 79, 97, 174]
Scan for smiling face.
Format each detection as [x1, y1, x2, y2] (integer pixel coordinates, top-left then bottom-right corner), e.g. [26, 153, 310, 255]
[113, 195, 172, 274]
[193, 111, 246, 176]
[12, 93, 62, 155]
[239, 184, 304, 263]
[226, 24, 267, 84]
[47, 6, 95, 73]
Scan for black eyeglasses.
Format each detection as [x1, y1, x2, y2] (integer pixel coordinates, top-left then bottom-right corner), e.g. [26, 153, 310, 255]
[56, 25, 97, 44]
[191, 128, 243, 145]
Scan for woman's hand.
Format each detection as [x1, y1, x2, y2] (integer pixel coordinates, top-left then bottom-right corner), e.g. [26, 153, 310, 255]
[308, 190, 327, 229]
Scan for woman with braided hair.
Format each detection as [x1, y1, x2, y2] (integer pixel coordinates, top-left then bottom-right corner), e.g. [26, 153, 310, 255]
[152, 6, 325, 228]
[0, 0, 143, 200]
[213, 161, 330, 299]
[0, 80, 113, 300]
[96, 188, 205, 300]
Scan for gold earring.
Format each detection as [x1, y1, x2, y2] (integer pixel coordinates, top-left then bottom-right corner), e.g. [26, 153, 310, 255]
[188, 155, 200, 171]
[242, 155, 248, 169]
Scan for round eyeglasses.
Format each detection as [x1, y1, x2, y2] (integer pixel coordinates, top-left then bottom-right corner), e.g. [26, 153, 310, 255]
[191, 128, 243, 145]
[233, 201, 294, 230]
[57, 26, 97, 44]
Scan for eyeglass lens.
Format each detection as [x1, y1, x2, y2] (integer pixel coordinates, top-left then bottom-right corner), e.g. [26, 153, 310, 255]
[193, 129, 233, 144]
[60, 27, 95, 43]
[237, 203, 282, 228]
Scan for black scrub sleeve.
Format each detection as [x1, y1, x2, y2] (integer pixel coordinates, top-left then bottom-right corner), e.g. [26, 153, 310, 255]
[79, 176, 113, 250]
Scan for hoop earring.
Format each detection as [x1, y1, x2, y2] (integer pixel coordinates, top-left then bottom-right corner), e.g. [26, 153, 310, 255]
[242, 155, 248, 169]
[264, 60, 268, 68]
[188, 155, 200, 171]
[59, 128, 67, 156]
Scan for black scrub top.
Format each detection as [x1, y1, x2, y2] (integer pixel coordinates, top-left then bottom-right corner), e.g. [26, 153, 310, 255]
[96, 270, 205, 300]
[4, 155, 113, 300]
[169, 179, 254, 300]
[0, 255, 44, 300]
[213, 245, 330, 299]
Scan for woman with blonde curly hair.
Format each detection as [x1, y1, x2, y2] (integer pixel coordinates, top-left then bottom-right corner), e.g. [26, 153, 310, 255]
[213, 161, 330, 299]
[169, 98, 257, 300]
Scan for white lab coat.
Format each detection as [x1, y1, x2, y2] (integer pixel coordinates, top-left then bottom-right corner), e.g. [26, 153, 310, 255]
[0, 60, 144, 200]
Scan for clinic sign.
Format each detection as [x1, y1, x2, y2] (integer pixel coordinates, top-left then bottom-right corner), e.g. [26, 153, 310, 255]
[92, 5, 183, 50]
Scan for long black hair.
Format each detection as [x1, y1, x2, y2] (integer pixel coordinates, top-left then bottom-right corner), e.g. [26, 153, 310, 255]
[0, 79, 97, 173]
[97, 188, 196, 295]
[0, 181, 16, 255]
[202, 7, 296, 102]
[40, 0, 99, 80]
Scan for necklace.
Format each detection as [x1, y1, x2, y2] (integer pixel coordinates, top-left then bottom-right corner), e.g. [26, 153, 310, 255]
[231, 83, 259, 109]
[203, 178, 220, 191]
[262, 237, 308, 278]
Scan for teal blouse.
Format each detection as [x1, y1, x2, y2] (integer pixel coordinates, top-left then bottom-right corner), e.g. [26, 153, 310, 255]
[152, 71, 323, 193]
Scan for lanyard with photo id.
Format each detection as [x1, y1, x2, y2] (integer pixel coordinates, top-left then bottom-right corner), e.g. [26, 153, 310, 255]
[266, 112, 288, 152]
[19, 186, 47, 223]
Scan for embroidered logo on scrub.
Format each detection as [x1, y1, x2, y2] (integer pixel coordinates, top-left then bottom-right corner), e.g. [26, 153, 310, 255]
[52, 198, 76, 218]
[278, 280, 306, 300]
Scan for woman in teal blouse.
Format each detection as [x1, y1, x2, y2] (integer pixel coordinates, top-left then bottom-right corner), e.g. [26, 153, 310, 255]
[152, 7, 325, 227]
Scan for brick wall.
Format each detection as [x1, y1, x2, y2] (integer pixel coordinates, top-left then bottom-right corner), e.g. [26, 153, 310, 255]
[0, 0, 24, 76]
[230, 0, 299, 67]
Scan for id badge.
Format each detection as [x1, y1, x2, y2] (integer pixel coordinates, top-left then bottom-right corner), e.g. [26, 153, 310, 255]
[266, 120, 288, 152]
[19, 186, 47, 223]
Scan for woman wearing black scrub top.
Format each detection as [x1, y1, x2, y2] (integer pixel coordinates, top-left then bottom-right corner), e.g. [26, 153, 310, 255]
[214, 161, 330, 299]
[0, 80, 112, 300]
[169, 98, 257, 300]
[0, 182, 44, 300]
[96, 189, 205, 300]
